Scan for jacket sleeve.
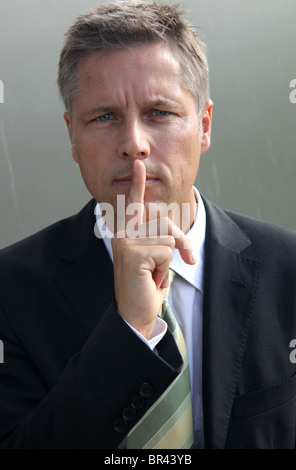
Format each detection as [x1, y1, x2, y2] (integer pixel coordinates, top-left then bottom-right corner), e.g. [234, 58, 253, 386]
[0, 301, 180, 449]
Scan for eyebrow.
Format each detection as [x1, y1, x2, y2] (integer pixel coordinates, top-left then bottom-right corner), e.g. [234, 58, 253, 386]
[142, 98, 179, 108]
[80, 106, 116, 120]
[80, 97, 181, 120]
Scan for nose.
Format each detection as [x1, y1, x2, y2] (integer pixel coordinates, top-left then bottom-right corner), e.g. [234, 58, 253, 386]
[118, 118, 150, 160]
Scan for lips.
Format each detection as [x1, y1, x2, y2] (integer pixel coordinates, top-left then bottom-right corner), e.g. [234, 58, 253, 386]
[114, 174, 132, 183]
[114, 176, 159, 185]
[144, 178, 159, 185]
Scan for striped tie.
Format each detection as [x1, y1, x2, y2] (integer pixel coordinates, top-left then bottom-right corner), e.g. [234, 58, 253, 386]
[126, 269, 194, 449]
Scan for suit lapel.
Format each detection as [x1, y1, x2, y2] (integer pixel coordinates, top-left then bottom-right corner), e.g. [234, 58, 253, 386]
[202, 199, 261, 449]
[55, 200, 114, 337]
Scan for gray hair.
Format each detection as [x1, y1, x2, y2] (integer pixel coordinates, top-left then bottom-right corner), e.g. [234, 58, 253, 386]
[57, 1, 210, 120]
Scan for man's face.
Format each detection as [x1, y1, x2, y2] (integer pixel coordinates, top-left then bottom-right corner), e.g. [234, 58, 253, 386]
[64, 43, 212, 220]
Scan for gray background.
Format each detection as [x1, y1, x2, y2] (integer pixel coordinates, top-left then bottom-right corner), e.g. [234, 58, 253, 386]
[0, 0, 295, 250]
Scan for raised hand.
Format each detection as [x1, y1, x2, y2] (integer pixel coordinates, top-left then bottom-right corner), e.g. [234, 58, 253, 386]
[111, 159, 196, 340]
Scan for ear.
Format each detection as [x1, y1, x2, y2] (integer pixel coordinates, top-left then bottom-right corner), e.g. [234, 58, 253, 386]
[200, 100, 213, 155]
[64, 111, 79, 163]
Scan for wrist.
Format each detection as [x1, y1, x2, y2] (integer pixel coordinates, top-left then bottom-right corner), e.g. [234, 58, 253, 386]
[121, 316, 157, 340]
[124, 316, 167, 347]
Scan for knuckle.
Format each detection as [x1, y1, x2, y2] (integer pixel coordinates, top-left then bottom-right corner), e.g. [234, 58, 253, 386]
[160, 243, 174, 262]
[167, 235, 176, 249]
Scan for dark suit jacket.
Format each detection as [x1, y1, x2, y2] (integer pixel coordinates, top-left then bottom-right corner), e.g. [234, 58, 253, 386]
[0, 197, 296, 449]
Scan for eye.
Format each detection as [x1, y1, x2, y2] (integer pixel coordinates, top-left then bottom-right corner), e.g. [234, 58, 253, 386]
[96, 113, 113, 122]
[152, 110, 170, 117]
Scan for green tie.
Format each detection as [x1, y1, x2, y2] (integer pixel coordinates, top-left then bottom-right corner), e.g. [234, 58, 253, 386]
[126, 269, 194, 449]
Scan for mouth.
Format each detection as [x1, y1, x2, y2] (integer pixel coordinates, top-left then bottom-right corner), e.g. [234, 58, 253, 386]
[114, 176, 160, 186]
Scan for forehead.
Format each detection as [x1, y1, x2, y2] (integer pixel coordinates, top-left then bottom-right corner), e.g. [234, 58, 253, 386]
[73, 43, 187, 108]
[78, 42, 181, 77]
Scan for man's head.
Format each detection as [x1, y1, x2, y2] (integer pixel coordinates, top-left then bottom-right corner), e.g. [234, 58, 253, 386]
[58, 1, 213, 229]
[57, 1, 210, 124]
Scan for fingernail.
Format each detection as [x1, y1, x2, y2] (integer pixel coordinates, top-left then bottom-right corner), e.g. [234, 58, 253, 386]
[190, 252, 197, 263]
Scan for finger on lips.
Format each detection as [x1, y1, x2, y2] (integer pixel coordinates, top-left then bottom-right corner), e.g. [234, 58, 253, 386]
[125, 160, 146, 226]
[113, 158, 197, 266]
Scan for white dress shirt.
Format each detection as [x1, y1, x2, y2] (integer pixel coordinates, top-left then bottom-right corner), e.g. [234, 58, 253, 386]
[95, 187, 206, 448]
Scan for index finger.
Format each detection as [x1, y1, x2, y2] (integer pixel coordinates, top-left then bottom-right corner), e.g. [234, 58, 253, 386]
[127, 159, 146, 204]
[126, 159, 146, 225]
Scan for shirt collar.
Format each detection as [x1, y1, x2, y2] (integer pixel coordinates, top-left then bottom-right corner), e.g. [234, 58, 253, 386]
[169, 187, 205, 293]
[95, 186, 206, 293]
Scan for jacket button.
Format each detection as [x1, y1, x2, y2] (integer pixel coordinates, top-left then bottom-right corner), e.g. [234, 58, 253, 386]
[113, 418, 128, 433]
[131, 394, 145, 410]
[122, 406, 137, 422]
[139, 382, 154, 399]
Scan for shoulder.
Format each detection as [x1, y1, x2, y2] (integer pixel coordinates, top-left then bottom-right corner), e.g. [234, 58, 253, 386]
[226, 209, 296, 252]
[0, 218, 66, 267]
[0, 199, 95, 273]
[228, 211, 296, 277]
[203, 197, 296, 262]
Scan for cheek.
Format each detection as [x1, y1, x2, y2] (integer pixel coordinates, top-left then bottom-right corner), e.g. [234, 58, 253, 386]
[171, 129, 201, 180]
[73, 139, 109, 191]
[75, 133, 107, 169]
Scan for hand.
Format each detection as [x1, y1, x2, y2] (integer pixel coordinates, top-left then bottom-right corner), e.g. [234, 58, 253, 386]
[111, 160, 196, 340]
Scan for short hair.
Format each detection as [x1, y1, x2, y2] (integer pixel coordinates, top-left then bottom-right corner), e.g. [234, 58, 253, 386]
[57, 1, 210, 117]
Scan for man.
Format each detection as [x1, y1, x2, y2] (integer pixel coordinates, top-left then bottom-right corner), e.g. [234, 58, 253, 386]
[0, 1, 296, 449]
